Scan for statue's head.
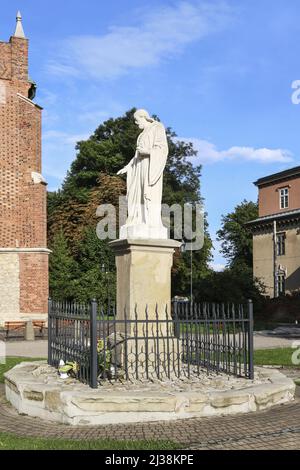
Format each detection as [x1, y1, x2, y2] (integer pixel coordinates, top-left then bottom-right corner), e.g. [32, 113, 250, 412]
[134, 109, 155, 129]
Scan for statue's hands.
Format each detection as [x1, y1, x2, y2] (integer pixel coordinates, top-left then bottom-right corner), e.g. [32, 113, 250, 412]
[117, 167, 127, 176]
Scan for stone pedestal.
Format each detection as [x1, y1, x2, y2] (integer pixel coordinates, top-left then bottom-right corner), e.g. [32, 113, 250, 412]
[109, 238, 181, 331]
[109, 238, 182, 378]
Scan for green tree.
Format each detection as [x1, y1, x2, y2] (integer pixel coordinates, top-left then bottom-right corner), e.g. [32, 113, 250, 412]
[73, 228, 115, 305]
[172, 221, 212, 297]
[49, 231, 77, 300]
[194, 264, 265, 305]
[61, 109, 139, 198]
[217, 200, 258, 269]
[203, 199, 265, 306]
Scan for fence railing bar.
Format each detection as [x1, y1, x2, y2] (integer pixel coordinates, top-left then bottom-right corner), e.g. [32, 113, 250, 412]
[155, 304, 160, 380]
[248, 299, 254, 379]
[134, 304, 139, 381]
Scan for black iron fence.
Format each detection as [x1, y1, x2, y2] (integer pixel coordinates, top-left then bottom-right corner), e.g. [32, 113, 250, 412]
[48, 299, 95, 385]
[48, 299, 254, 388]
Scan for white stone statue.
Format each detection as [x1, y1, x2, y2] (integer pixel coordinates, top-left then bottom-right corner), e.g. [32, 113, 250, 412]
[117, 109, 168, 239]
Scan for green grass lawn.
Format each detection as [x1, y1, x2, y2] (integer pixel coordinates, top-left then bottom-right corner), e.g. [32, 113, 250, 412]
[254, 348, 300, 367]
[187, 347, 300, 371]
[0, 432, 179, 450]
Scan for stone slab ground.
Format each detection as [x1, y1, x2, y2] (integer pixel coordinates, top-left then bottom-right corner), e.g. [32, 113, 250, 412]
[4, 361, 296, 426]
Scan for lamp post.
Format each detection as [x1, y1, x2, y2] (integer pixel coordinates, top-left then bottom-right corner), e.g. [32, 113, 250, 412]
[273, 221, 278, 298]
[181, 240, 193, 314]
[101, 263, 110, 315]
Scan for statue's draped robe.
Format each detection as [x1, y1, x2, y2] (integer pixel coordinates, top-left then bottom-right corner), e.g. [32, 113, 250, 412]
[126, 122, 168, 228]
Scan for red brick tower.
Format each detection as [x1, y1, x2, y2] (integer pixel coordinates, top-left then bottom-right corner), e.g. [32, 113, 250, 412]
[0, 13, 49, 325]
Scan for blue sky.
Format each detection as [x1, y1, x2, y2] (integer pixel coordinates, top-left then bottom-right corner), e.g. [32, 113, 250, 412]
[2, 1, 300, 269]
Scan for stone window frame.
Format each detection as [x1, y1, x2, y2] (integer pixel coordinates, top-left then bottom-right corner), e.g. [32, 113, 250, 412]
[276, 232, 286, 256]
[277, 272, 286, 296]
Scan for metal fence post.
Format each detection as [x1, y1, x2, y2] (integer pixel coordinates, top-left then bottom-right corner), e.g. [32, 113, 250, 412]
[247, 299, 254, 379]
[173, 300, 180, 338]
[90, 299, 98, 388]
[48, 298, 52, 365]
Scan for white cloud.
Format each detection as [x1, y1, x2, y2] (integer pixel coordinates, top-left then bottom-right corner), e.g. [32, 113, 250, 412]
[42, 130, 90, 183]
[43, 130, 89, 146]
[78, 110, 112, 124]
[182, 138, 294, 164]
[42, 110, 60, 126]
[47, 1, 231, 79]
[42, 99, 127, 185]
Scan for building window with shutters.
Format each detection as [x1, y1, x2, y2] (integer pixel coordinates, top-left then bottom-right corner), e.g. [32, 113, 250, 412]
[277, 273, 286, 296]
[279, 187, 289, 209]
[277, 232, 286, 256]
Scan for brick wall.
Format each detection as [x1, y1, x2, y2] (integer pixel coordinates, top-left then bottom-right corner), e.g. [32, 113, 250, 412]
[0, 32, 48, 323]
[19, 253, 48, 314]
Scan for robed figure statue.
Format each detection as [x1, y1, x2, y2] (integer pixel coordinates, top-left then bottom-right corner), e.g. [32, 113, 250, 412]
[117, 109, 168, 239]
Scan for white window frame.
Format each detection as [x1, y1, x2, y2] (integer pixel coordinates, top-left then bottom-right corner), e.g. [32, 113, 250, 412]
[279, 187, 289, 210]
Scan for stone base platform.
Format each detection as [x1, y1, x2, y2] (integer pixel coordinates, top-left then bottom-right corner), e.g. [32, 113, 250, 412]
[4, 361, 296, 426]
